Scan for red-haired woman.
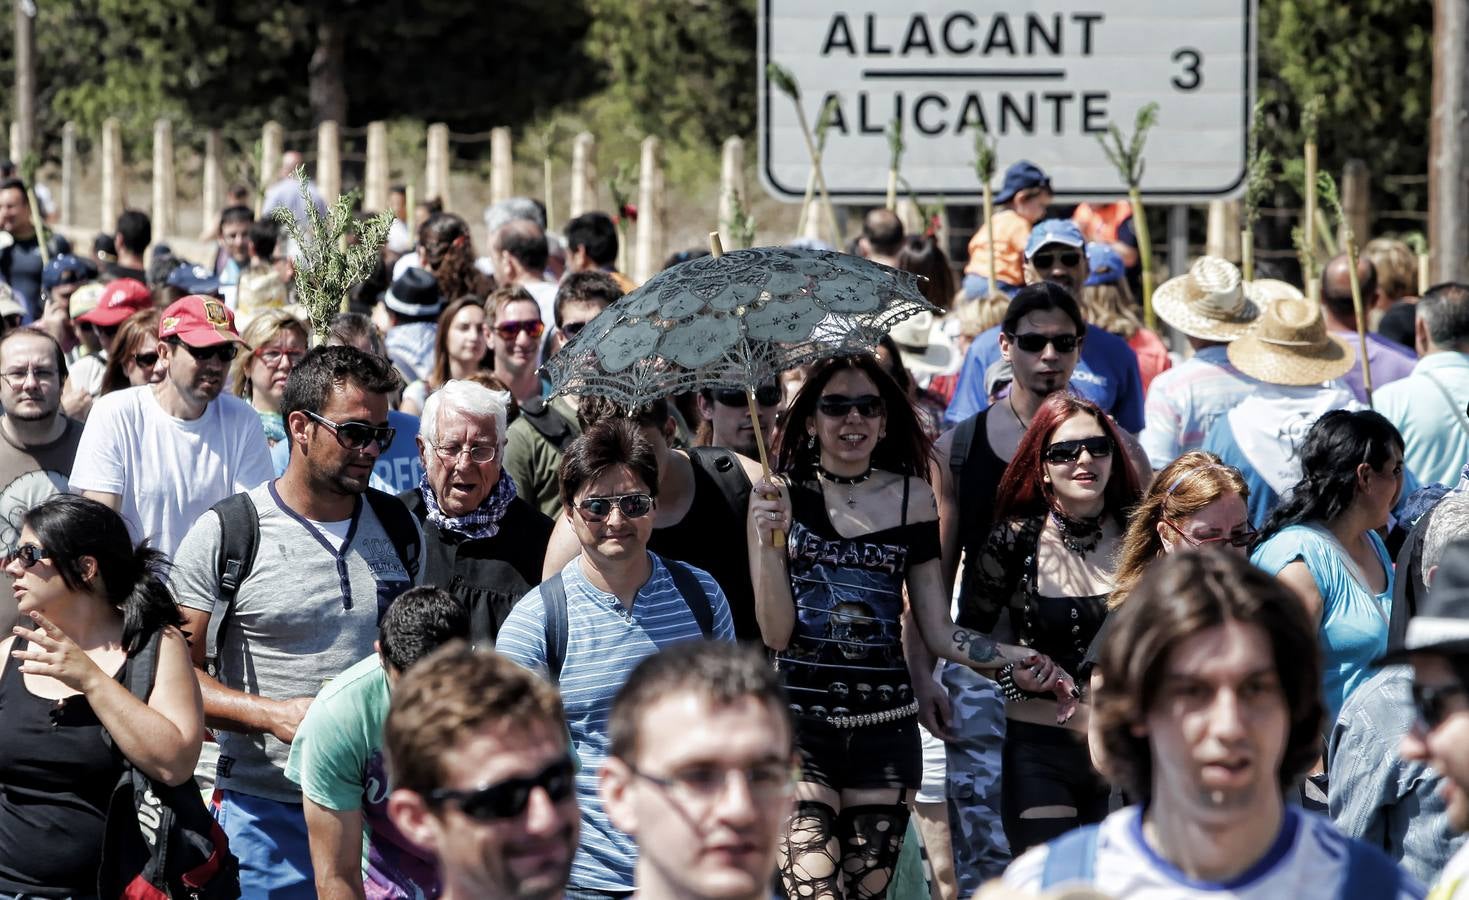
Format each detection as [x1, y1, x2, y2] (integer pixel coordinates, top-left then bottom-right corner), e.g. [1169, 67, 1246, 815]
[959, 391, 1142, 854]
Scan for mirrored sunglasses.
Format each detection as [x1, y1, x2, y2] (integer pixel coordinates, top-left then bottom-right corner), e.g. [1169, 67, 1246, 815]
[574, 493, 655, 523]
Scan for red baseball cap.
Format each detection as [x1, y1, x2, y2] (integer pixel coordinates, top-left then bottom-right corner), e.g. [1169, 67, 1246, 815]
[159, 295, 245, 347]
[76, 278, 152, 327]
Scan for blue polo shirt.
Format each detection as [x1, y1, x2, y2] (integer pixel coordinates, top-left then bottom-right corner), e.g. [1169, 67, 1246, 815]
[496, 552, 735, 892]
[943, 323, 1146, 431]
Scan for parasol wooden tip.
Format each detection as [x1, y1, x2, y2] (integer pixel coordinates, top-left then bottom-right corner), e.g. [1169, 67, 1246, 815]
[709, 232, 725, 258]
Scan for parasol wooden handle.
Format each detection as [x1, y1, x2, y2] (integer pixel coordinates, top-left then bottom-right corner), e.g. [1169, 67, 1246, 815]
[747, 389, 785, 549]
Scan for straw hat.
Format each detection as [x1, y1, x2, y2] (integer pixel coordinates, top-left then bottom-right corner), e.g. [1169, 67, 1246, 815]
[889, 311, 960, 378]
[1152, 256, 1260, 342]
[1226, 295, 1356, 386]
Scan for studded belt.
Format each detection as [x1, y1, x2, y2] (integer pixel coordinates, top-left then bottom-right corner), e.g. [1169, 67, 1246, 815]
[825, 700, 920, 729]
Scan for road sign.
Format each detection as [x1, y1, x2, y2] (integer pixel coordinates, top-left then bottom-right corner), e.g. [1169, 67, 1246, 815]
[758, 1, 1257, 203]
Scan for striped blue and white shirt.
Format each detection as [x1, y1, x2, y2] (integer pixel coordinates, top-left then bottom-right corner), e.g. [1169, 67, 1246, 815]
[495, 551, 735, 892]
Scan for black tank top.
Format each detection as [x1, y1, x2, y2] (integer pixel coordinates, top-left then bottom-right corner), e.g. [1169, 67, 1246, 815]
[955, 408, 1011, 606]
[777, 476, 941, 719]
[0, 640, 128, 896]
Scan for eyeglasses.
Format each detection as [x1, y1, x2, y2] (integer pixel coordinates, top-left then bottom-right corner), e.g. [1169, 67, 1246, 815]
[494, 319, 546, 341]
[133, 351, 159, 368]
[168, 339, 239, 363]
[1412, 682, 1468, 730]
[630, 761, 798, 807]
[255, 347, 306, 368]
[715, 384, 781, 408]
[1008, 332, 1083, 354]
[559, 321, 589, 338]
[574, 492, 655, 523]
[304, 410, 396, 452]
[1, 365, 58, 387]
[429, 756, 576, 822]
[1031, 250, 1082, 269]
[5, 543, 47, 568]
[1162, 519, 1258, 549]
[1043, 436, 1113, 464]
[432, 441, 498, 464]
[817, 393, 884, 418]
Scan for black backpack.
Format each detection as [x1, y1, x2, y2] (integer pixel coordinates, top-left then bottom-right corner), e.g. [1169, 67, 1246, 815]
[204, 489, 421, 678]
[98, 629, 241, 899]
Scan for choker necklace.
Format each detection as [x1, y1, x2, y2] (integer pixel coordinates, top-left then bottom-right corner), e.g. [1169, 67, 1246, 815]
[818, 465, 873, 507]
[1050, 506, 1104, 555]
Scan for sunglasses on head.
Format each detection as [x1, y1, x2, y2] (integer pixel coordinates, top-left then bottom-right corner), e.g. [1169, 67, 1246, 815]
[494, 319, 545, 341]
[6, 543, 47, 569]
[1413, 682, 1468, 731]
[574, 492, 655, 523]
[429, 756, 576, 822]
[817, 393, 884, 418]
[168, 339, 238, 363]
[1031, 250, 1082, 269]
[304, 410, 396, 452]
[1043, 436, 1112, 465]
[714, 384, 781, 408]
[1008, 332, 1082, 354]
[1162, 519, 1258, 549]
[133, 351, 159, 368]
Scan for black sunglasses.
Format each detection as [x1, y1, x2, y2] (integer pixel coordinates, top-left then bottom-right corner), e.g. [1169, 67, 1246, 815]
[1009, 332, 1082, 354]
[1162, 520, 1258, 549]
[168, 338, 238, 363]
[6, 543, 47, 568]
[574, 492, 655, 523]
[133, 351, 159, 368]
[304, 410, 396, 452]
[1031, 250, 1082, 269]
[1043, 436, 1113, 464]
[715, 385, 781, 408]
[429, 756, 576, 822]
[1413, 682, 1467, 730]
[560, 321, 589, 338]
[817, 393, 884, 418]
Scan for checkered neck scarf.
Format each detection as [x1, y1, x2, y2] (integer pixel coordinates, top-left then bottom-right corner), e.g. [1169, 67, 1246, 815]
[418, 468, 518, 540]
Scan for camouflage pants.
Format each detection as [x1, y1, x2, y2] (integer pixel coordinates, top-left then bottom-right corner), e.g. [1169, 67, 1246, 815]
[940, 662, 1009, 895]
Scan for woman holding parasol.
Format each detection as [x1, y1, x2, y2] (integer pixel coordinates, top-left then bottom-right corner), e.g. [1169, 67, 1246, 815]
[748, 352, 1077, 900]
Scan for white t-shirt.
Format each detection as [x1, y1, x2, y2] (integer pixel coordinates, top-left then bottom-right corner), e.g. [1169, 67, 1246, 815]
[70, 385, 274, 558]
[68, 352, 108, 398]
[1004, 805, 1423, 899]
[523, 279, 558, 329]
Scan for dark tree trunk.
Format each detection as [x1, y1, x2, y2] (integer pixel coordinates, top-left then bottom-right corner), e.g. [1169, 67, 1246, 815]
[308, 17, 348, 127]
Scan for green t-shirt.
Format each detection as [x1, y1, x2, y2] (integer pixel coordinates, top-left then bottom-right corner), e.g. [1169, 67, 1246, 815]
[284, 654, 438, 898]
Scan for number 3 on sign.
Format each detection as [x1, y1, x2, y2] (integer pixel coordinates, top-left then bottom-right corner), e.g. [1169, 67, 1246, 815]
[1172, 48, 1202, 91]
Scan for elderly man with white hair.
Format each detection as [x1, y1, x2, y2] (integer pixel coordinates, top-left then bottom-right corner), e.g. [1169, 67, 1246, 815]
[400, 378, 553, 645]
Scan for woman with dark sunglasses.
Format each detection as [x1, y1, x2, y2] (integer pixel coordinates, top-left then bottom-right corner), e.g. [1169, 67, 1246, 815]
[958, 392, 1142, 854]
[97, 308, 163, 401]
[0, 494, 202, 897]
[748, 354, 1077, 900]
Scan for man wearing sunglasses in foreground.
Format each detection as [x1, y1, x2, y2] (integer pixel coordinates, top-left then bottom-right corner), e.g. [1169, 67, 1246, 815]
[71, 293, 274, 558]
[1388, 539, 1469, 898]
[499, 419, 736, 899]
[387, 642, 581, 900]
[171, 345, 424, 898]
[602, 641, 797, 900]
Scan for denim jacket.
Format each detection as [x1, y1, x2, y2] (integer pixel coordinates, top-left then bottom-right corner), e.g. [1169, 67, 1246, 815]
[1327, 665, 1467, 886]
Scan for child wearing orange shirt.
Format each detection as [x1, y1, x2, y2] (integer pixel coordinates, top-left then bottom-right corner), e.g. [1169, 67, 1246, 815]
[963, 161, 1053, 301]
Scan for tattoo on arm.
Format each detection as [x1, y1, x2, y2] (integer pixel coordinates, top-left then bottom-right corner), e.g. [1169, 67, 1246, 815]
[952, 628, 1000, 664]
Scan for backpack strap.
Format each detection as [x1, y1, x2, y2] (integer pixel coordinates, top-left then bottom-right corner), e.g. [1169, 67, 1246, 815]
[364, 488, 421, 581]
[519, 396, 575, 450]
[207, 492, 260, 680]
[1340, 839, 1401, 899]
[664, 559, 714, 638]
[949, 414, 978, 537]
[1039, 822, 1100, 888]
[687, 447, 753, 524]
[540, 572, 570, 684]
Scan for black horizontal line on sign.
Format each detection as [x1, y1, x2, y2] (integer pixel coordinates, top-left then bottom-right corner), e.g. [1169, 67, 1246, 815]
[860, 69, 1067, 80]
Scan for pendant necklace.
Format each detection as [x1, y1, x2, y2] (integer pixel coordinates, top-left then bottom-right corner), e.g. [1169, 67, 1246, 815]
[1008, 394, 1029, 432]
[818, 465, 874, 507]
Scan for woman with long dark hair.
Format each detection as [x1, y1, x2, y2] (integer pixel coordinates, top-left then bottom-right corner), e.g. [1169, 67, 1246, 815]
[749, 354, 1075, 900]
[400, 296, 490, 415]
[0, 495, 202, 896]
[1251, 409, 1405, 730]
[960, 391, 1142, 854]
[418, 214, 493, 302]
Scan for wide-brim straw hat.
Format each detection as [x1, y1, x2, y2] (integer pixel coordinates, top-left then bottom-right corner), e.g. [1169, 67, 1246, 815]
[1152, 256, 1260, 342]
[1227, 295, 1356, 386]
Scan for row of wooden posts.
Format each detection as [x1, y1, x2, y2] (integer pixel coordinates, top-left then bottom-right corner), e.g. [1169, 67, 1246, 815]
[13, 117, 1379, 287]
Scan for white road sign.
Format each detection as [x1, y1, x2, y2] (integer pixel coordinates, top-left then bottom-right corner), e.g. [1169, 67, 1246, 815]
[758, 1, 1257, 202]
